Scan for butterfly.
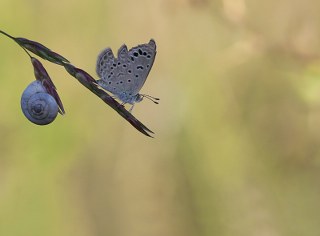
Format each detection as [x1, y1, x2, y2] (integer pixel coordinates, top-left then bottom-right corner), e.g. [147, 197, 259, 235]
[96, 39, 159, 112]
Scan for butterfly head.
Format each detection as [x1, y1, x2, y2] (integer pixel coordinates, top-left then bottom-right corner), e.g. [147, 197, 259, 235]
[117, 92, 143, 105]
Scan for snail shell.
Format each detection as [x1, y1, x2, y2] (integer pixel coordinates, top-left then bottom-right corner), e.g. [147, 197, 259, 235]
[21, 80, 59, 125]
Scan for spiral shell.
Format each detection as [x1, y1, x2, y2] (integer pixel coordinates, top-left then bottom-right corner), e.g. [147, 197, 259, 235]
[21, 80, 59, 125]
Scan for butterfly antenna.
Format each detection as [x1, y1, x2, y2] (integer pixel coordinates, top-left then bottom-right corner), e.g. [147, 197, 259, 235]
[141, 94, 160, 104]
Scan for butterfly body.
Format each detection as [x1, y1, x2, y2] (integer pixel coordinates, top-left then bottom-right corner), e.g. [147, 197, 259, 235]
[96, 39, 157, 106]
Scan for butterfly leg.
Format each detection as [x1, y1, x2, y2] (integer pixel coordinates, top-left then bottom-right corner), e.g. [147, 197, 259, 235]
[120, 102, 126, 109]
[129, 104, 135, 113]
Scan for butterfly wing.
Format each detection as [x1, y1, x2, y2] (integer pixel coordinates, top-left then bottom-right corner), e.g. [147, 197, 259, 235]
[96, 47, 114, 78]
[96, 45, 129, 97]
[125, 39, 157, 96]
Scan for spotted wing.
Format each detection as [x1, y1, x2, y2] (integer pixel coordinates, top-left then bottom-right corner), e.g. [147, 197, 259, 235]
[96, 45, 130, 96]
[124, 39, 157, 96]
[96, 47, 114, 78]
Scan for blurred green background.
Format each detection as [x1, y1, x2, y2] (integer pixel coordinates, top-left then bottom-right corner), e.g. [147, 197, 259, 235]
[1, 0, 320, 235]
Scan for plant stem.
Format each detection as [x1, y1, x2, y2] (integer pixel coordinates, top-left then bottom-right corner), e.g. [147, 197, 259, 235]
[0, 30, 15, 40]
[0, 29, 154, 137]
[0, 29, 32, 58]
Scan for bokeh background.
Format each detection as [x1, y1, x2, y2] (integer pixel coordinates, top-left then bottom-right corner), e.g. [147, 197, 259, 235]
[1, 0, 320, 235]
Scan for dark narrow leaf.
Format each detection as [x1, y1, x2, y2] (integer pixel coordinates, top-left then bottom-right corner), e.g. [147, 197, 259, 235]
[16, 37, 69, 65]
[31, 57, 65, 114]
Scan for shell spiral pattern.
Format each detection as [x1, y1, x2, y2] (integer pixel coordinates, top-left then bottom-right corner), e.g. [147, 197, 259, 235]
[21, 80, 59, 125]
